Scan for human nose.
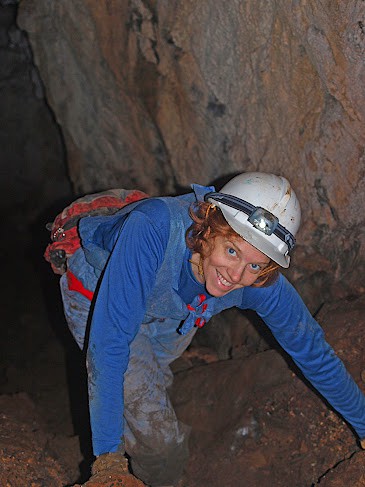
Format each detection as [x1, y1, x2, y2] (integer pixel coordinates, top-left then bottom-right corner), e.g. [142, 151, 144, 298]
[227, 262, 246, 283]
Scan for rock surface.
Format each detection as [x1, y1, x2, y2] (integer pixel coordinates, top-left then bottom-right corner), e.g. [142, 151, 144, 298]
[0, 2, 71, 224]
[17, 0, 365, 304]
[0, 393, 69, 487]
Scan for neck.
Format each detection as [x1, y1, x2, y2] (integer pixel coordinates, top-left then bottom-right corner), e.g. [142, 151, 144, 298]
[189, 252, 205, 283]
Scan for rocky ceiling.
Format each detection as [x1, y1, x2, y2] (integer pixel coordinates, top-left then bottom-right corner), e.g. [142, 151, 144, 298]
[17, 1, 365, 305]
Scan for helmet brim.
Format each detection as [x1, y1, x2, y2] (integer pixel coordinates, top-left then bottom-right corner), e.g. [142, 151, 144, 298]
[222, 211, 291, 268]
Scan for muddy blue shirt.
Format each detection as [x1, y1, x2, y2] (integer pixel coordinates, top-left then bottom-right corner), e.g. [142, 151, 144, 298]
[79, 189, 365, 456]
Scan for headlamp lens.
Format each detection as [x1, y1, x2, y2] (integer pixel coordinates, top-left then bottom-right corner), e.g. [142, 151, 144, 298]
[248, 207, 278, 236]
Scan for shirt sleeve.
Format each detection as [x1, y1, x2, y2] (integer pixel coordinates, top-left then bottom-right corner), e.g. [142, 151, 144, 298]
[241, 274, 365, 439]
[86, 200, 170, 455]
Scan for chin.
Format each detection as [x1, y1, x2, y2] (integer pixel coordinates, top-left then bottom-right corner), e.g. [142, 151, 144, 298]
[205, 284, 231, 298]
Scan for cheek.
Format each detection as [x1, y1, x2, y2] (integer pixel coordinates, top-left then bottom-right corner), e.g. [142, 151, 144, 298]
[204, 252, 224, 269]
[239, 270, 260, 287]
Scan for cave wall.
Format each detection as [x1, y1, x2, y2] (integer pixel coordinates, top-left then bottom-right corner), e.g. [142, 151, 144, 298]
[0, 1, 71, 224]
[17, 1, 365, 305]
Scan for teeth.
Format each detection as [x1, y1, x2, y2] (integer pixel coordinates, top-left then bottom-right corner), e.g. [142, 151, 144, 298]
[217, 271, 232, 287]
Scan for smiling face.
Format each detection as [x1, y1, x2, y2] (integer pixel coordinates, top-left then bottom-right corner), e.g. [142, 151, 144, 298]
[192, 236, 270, 297]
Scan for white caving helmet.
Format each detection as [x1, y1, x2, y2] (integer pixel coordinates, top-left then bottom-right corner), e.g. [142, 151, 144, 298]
[205, 172, 301, 268]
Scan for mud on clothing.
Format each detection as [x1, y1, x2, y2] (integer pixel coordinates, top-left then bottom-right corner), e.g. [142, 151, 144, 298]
[60, 185, 365, 486]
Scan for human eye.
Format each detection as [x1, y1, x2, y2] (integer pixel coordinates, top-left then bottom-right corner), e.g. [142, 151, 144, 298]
[249, 263, 262, 272]
[227, 247, 237, 256]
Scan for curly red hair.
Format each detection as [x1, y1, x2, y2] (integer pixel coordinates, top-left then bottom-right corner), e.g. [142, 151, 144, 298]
[186, 201, 279, 287]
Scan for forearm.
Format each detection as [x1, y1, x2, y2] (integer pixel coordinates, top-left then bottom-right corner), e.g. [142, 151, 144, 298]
[293, 338, 365, 439]
[254, 275, 365, 439]
[87, 338, 128, 455]
[85, 208, 168, 455]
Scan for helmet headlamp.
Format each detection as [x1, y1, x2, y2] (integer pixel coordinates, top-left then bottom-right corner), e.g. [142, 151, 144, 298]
[205, 192, 296, 252]
[247, 207, 278, 235]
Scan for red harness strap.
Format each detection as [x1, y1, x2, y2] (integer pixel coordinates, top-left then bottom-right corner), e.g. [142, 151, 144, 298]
[67, 270, 94, 301]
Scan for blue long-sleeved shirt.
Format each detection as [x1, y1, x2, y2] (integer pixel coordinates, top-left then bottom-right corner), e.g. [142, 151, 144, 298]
[86, 197, 365, 455]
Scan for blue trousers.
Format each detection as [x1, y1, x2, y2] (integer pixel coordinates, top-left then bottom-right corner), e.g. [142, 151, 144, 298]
[60, 272, 195, 486]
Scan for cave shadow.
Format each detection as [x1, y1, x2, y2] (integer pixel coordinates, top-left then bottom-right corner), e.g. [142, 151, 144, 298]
[27, 200, 94, 483]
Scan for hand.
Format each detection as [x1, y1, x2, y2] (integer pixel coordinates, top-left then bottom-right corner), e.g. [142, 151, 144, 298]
[73, 452, 145, 486]
[361, 438, 365, 450]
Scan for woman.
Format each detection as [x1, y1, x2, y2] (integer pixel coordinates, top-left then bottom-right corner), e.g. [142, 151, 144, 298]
[59, 172, 365, 487]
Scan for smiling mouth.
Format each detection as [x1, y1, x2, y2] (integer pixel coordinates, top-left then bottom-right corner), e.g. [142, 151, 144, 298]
[217, 270, 233, 288]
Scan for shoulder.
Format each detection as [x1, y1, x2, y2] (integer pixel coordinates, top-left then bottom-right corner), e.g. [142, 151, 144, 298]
[125, 198, 170, 232]
[238, 273, 294, 310]
[133, 194, 194, 228]
[243, 273, 311, 327]
[133, 197, 170, 217]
